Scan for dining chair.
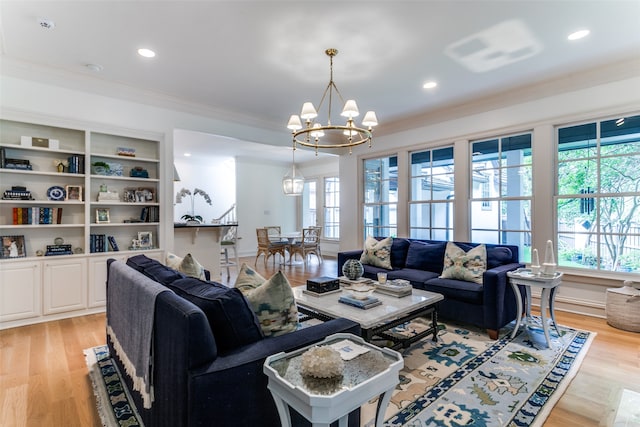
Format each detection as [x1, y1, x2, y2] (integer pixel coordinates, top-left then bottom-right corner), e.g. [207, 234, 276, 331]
[255, 227, 287, 267]
[289, 227, 322, 265]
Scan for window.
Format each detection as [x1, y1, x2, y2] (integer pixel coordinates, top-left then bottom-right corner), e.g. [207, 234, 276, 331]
[557, 114, 640, 273]
[363, 156, 397, 237]
[409, 147, 454, 240]
[471, 133, 532, 261]
[324, 177, 340, 239]
[301, 181, 316, 229]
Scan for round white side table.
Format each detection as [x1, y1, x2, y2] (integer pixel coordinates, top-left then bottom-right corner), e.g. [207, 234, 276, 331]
[507, 269, 564, 347]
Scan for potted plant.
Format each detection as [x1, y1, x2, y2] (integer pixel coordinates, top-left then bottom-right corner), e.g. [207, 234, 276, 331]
[175, 188, 212, 224]
[92, 161, 111, 175]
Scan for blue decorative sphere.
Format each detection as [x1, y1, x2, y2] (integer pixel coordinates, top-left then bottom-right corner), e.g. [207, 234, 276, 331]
[342, 259, 364, 280]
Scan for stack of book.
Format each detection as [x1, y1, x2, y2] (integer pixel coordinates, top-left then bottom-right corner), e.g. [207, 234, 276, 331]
[375, 279, 413, 297]
[45, 244, 72, 256]
[3, 187, 33, 200]
[338, 294, 381, 310]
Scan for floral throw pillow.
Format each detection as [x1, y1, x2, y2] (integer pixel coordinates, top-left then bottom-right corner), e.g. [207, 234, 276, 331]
[234, 265, 298, 337]
[359, 236, 393, 270]
[440, 242, 487, 284]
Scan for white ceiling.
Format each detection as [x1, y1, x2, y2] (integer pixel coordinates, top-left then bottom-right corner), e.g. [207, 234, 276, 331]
[1, 1, 640, 163]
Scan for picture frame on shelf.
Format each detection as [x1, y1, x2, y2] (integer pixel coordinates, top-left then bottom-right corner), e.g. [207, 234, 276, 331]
[138, 231, 153, 248]
[96, 208, 110, 224]
[1, 235, 27, 259]
[65, 185, 82, 201]
[123, 188, 137, 203]
[135, 187, 155, 203]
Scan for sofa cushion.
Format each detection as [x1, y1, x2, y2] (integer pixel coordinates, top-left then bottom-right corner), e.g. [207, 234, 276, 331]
[440, 242, 487, 284]
[390, 238, 411, 269]
[387, 268, 439, 286]
[166, 252, 207, 280]
[424, 277, 484, 304]
[405, 241, 447, 273]
[360, 236, 393, 270]
[487, 246, 514, 269]
[166, 277, 263, 353]
[234, 264, 298, 337]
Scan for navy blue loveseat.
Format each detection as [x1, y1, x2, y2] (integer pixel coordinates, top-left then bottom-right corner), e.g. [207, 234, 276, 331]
[106, 255, 361, 427]
[338, 238, 524, 339]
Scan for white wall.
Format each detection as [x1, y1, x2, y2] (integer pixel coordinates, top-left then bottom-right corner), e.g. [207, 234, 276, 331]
[339, 73, 640, 318]
[235, 157, 298, 258]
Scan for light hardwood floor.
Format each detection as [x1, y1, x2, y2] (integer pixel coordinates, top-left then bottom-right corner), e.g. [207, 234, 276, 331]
[1, 256, 638, 426]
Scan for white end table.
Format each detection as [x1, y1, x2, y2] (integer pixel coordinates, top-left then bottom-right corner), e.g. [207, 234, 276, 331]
[507, 269, 564, 347]
[263, 333, 403, 427]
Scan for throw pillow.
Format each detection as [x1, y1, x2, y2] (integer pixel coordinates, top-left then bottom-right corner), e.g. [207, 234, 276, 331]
[236, 270, 298, 337]
[234, 263, 267, 292]
[167, 277, 263, 354]
[166, 252, 206, 280]
[359, 236, 393, 270]
[405, 241, 447, 273]
[440, 242, 487, 284]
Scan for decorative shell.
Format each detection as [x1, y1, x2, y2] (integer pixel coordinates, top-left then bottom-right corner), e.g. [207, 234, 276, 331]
[300, 346, 344, 378]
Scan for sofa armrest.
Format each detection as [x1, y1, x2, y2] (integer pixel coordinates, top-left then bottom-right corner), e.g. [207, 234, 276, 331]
[187, 318, 361, 426]
[337, 250, 364, 276]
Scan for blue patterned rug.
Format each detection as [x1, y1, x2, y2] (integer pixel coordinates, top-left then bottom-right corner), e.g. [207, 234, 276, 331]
[85, 318, 594, 427]
[362, 317, 595, 427]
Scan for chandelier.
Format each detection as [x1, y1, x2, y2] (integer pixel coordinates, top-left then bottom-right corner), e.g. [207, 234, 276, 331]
[282, 148, 304, 196]
[287, 48, 378, 155]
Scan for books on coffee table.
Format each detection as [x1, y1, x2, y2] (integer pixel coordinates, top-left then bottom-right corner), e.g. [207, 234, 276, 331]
[338, 294, 382, 310]
[375, 280, 412, 297]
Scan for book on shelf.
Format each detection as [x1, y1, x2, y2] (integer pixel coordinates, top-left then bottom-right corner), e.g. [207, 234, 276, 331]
[12, 207, 62, 225]
[107, 236, 120, 251]
[338, 295, 382, 310]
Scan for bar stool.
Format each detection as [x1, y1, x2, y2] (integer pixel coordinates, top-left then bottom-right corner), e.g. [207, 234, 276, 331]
[220, 226, 239, 279]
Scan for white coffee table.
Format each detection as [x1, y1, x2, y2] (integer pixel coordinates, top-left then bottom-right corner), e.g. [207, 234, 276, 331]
[294, 286, 444, 349]
[264, 333, 403, 427]
[507, 269, 564, 347]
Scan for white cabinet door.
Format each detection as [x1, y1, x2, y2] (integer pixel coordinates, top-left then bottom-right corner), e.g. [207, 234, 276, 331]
[88, 254, 127, 308]
[43, 257, 87, 315]
[0, 260, 42, 323]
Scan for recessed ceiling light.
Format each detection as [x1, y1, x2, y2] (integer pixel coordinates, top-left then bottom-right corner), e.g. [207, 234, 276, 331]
[423, 81, 438, 89]
[137, 48, 156, 58]
[86, 63, 103, 72]
[568, 29, 590, 41]
[38, 18, 55, 30]
[184, 152, 191, 157]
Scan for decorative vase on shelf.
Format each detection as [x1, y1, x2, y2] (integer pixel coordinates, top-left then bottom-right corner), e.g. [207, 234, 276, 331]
[57, 163, 64, 173]
[342, 259, 364, 280]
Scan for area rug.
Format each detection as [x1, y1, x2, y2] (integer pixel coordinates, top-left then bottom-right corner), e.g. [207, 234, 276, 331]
[84, 345, 144, 427]
[361, 317, 595, 427]
[85, 318, 594, 427]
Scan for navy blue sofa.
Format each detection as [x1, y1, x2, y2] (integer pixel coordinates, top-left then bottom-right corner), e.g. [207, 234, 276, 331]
[106, 255, 361, 427]
[338, 238, 524, 339]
